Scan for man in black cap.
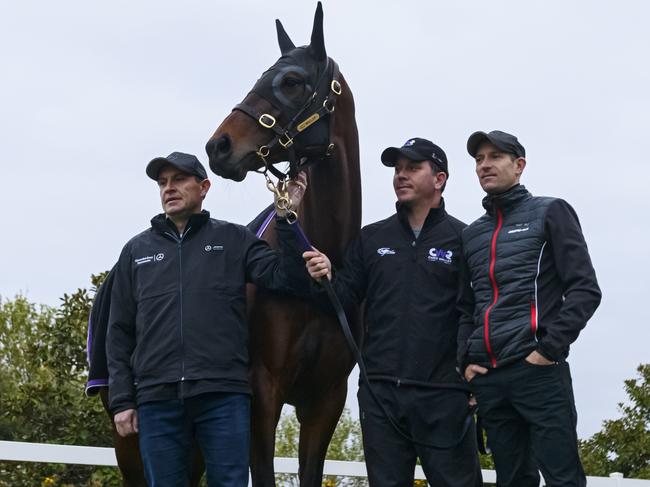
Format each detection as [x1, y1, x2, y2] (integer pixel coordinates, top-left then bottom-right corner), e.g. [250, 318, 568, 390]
[303, 138, 482, 486]
[458, 131, 601, 487]
[106, 152, 309, 486]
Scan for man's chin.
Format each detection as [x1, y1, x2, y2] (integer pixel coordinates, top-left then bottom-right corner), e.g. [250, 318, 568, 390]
[396, 197, 414, 207]
[164, 207, 189, 218]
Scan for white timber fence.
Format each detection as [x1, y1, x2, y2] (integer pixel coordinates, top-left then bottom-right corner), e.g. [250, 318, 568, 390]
[1, 440, 649, 486]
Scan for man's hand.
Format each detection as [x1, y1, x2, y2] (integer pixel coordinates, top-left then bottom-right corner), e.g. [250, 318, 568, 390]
[464, 363, 488, 382]
[275, 171, 308, 219]
[525, 350, 556, 366]
[286, 171, 308, 207]
[114, 408, 138, 437]
[303, 248, 332, 281]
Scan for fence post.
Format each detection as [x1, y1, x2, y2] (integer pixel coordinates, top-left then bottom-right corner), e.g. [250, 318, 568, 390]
[610, 472, 624, 487]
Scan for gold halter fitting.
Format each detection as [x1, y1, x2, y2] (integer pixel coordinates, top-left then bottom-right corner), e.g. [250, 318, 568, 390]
[259, 114, 276, 129]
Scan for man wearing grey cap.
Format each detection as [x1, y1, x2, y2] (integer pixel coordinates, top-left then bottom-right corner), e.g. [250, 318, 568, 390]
[106, 152, 308, 486]
[458, 131, 601, 487]
[304, 138, 482, 487]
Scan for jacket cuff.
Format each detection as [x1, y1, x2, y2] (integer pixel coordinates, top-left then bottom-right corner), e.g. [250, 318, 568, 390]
[536, 342, 558, 362]
[457, 354, 470, 381]
[111, 402, 137, 416]
[109, 389, 136, 415]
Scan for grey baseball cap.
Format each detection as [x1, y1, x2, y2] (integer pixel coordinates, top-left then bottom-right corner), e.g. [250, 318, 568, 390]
[146, 152, 208, 180]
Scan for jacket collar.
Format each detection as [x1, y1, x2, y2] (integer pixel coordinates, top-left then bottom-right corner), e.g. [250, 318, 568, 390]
[396, 198, 447, 234]
[482, 184, 532, 214]
[151, 210, 210, 237]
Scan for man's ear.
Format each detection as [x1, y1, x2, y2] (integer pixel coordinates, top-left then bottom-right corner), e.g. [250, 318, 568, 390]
[435, 171, 447, 191]
[515, 157, 526, 177]
[200, 179, 211, 198]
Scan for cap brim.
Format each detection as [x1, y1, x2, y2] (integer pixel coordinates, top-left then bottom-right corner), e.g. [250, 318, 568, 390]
[146, 157, 173, 180]
[466, 132, 492, 158]
[380, 147, 429, 167]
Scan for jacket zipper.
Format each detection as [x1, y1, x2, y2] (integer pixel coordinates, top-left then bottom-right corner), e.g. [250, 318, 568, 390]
[166, 226, 192, 397]
[483, 208, 503, 368]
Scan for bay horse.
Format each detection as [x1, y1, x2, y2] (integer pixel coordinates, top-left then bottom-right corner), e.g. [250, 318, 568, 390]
[205, 3, 362, 485]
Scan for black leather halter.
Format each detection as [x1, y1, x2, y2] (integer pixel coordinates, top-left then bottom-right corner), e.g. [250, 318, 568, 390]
[232, 58, 341, 181]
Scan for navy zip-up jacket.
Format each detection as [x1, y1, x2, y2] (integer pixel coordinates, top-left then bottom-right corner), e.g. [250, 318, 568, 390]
[106, 210, 308, 414]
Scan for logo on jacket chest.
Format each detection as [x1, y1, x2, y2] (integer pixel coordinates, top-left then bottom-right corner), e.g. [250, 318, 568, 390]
[134, 253, 165, 265]
[204, 244, 224, 252]
[427, 247, 453, 264]
[507, 222, 530, 234]
[377, 247, 396, 256]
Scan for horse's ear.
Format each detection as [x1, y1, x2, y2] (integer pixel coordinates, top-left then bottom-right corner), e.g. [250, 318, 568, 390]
[276, 19, 295, 55]
[308, 1, 326, 61]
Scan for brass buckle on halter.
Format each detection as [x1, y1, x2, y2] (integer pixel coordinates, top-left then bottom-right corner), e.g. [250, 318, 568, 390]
[323, 98, 335, 113]
[279, 133, 294, 148]
[257, 145, 270, 158]
[331, 80, 342, 95]
[259, 114, 276, 129]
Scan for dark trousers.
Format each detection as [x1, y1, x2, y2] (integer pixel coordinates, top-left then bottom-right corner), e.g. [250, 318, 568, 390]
[137, 392, 250, 487]
[358, 383, 483, 487]
[471, 359, 585, 487]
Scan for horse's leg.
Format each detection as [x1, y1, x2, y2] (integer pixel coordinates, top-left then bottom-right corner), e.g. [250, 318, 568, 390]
[295, 381, 348, 487]
[250, 368, 284, 487]
[99, 387, 147, 487]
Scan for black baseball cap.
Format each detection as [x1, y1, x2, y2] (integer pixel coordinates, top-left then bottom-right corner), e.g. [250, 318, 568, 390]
[380, 137, 449, 175]
[466, 130, 526, 158]
[146, 152, 208, 181]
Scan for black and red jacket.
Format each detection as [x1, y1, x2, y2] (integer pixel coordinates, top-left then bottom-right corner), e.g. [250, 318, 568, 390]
[458, 185, 601, 371]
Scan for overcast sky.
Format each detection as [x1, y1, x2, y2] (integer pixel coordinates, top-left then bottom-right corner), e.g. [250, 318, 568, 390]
[1, 0, 649, 440]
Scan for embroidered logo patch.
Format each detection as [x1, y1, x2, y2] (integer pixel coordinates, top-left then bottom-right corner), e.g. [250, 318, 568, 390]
[204, 244, 224, 252]
[427, 248, 453, 264]
[404, 139, 416, 146]
[135, 253, 165, 265]
[507, 223, 530, 234]
[377, 247, 396, 256]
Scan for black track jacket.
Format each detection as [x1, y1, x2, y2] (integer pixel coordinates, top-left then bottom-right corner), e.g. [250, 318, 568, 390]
[322, 201, 473, 388]
[106, 211, 308, 414]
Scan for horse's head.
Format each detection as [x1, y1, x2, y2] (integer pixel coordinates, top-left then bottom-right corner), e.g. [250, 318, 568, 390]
[206, 2, 337, 181]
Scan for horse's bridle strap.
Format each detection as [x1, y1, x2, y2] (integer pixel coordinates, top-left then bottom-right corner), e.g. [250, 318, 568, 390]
[232, 59, 341, 180]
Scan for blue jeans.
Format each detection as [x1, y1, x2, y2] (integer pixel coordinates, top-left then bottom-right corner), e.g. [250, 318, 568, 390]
[138, 392, 250, 487]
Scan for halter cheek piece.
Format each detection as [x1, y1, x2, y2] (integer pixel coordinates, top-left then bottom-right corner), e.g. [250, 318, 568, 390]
[232, 59, 342, 182]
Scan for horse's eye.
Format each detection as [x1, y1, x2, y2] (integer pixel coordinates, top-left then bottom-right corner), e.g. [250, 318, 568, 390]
[283, 76, 303, 88]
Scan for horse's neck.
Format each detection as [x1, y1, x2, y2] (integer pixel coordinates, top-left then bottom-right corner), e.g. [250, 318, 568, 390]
[299, 116, 361, 267]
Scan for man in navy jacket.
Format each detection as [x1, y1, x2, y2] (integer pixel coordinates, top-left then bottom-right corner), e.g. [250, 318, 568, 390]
[459, 130, 601, 487]
[107, 152, 308, 486]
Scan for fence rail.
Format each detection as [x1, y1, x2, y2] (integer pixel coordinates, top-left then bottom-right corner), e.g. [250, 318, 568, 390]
[1, 441, 649, 486]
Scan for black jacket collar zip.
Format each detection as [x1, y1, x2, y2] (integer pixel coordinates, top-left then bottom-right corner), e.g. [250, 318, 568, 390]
[482, 184, 532, 215]
[395, 198, 448, 238]
[150, 210, 211, 241]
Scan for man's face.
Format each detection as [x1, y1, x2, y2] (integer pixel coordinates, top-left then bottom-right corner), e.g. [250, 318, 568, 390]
[474, 142, 525, 194]
[157, 165, 210, 218]
[392, 156, 440, 205]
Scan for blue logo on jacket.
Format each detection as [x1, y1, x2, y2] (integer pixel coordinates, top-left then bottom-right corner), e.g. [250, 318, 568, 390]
[427, 248, 453, 264]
